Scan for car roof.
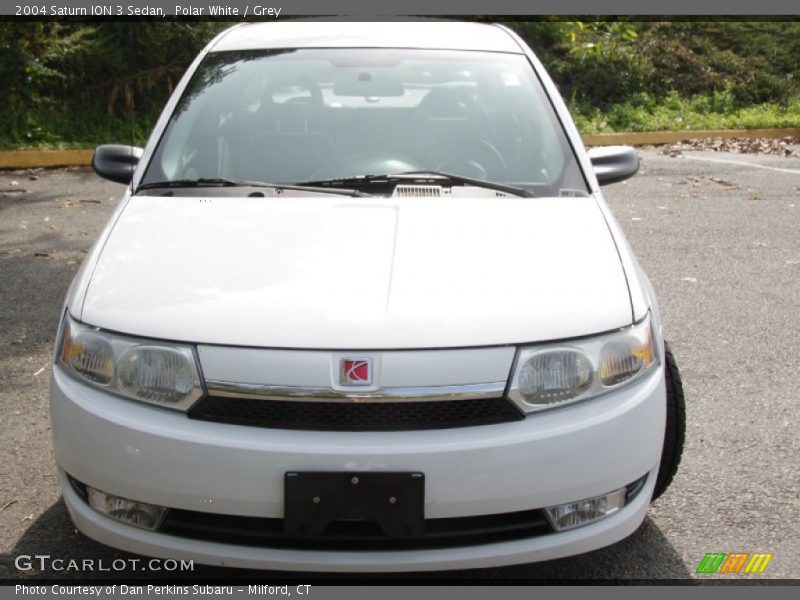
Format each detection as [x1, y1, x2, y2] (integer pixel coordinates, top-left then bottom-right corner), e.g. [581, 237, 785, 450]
[212, 21, 524, 54]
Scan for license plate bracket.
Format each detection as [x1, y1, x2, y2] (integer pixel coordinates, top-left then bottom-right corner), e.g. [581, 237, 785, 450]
[284, 472, 425, 538]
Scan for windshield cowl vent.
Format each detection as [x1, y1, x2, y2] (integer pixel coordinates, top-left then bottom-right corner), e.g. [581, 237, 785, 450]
[393, 185, 445, 198]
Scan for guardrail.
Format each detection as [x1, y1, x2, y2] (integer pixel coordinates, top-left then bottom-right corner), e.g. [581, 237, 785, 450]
[1, 128, 799, 169]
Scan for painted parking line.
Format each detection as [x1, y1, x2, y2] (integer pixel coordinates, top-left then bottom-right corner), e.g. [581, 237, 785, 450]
[684, 154, 800, 175]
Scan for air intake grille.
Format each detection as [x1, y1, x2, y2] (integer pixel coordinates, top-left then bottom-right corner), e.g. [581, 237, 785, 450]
[188, 396, 523, 431]
[159, 506, 551, 551]
[393, 185, 443, 197]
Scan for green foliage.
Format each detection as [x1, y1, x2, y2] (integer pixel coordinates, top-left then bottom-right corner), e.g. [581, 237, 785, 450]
[0, 24, 97, 143]
[1, 20, 798, 148]
[573, 92, 800, 133]
[507, 20, 800, 112]
[508, 20, 652, 108]
[0, 21, 227, 148]
[637, 22, 798, 106]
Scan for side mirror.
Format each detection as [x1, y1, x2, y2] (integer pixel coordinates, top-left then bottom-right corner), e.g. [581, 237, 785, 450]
[587, 145, 639, 185]
[92, 145, 144, 184]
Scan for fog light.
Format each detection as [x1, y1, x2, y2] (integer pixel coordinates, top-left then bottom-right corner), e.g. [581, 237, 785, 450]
[545, 487, 627, 532]
[87, 487, 167, 531]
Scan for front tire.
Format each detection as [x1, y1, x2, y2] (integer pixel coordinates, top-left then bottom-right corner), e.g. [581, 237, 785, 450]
[652, 341, 686, 500]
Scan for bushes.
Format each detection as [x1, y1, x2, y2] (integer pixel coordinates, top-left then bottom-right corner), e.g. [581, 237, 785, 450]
[0, 22, 226, 149]
[0, 20, 798, 147]
[0, 24, 96, 144]
[637, 22, 798, 106]
[504, 20, 800, 134]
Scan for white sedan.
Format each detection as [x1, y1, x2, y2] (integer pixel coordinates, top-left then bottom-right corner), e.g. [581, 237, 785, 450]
[51, 20, 685, 572]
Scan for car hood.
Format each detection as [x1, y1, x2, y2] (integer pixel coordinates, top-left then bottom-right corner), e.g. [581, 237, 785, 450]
[80, 194, 632, 349]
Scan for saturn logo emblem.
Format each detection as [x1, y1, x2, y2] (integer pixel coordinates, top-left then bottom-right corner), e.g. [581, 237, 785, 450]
[340, 358, 372, 386]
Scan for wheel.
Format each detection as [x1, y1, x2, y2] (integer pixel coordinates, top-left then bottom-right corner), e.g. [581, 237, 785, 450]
[652, 341, 686, 500]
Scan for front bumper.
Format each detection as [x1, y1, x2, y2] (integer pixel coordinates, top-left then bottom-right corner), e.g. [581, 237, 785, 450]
[51, 362, 665, 572]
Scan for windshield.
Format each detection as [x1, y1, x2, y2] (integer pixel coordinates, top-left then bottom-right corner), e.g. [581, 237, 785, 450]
[140, 48, 588, 196]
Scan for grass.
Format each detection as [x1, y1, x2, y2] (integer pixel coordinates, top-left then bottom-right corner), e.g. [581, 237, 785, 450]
[572, 91, 800, 134]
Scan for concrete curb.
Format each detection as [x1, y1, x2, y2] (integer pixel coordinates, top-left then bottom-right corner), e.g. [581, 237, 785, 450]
[2, 128, 799, 169]
[0, 149, 94, 169]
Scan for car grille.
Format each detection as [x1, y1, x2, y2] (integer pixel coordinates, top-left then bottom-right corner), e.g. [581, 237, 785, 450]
[159, 507, 552, 551]
[188, 396, 524, 431]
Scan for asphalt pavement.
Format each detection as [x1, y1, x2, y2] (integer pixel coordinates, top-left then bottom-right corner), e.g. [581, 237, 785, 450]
[0, 149, 798, 581]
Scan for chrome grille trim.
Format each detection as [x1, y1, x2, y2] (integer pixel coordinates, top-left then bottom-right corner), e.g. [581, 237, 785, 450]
[204, 380, 507, 404]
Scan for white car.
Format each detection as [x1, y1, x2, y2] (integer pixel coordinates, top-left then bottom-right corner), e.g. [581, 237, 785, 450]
[51, 20, 685, 572]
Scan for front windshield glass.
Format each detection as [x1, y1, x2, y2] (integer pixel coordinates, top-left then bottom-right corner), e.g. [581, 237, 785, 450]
[140, 48, 588, 196]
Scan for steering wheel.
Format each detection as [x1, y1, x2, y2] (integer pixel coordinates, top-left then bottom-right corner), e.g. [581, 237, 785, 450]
[412, 88, 507, 181]
[435, 137, 508, 181]
[414, 87, 486, 123]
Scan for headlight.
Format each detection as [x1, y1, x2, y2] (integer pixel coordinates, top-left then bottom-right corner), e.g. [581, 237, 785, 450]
[60, 325, 115, 385]
[507, 313, 658, 414]
[57, 314, 203, 411]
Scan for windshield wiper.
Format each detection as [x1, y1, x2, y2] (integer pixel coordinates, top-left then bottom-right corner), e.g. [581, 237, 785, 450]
[134, 178, 368, 197]
[297, 171, 534, 198]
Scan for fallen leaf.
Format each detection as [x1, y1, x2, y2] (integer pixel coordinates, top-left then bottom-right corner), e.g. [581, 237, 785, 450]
[709, 177, 737, 187]
[664, 137, 800, 157]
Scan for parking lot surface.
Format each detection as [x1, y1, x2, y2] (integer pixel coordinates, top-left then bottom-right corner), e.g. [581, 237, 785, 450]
[1, 149, 798, 580]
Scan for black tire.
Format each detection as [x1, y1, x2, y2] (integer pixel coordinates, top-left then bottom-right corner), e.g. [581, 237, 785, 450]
[652, 341, 686, 501]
